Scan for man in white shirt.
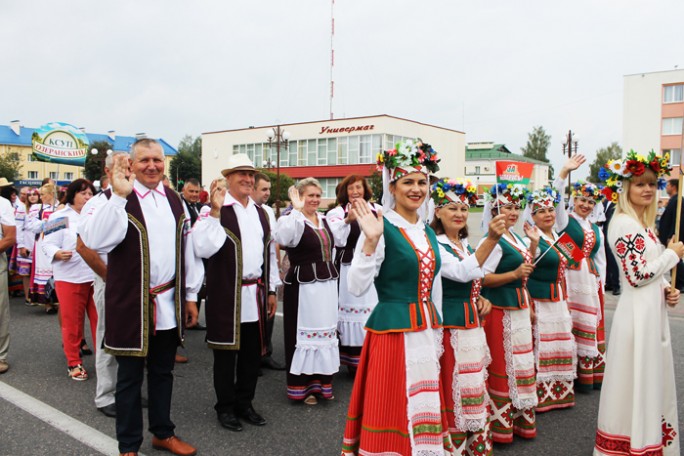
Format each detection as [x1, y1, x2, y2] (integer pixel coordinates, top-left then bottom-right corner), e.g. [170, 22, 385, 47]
[81, 139, 202, 456]
[193, 154, 278, 432]
[0, 191, 16, 374]
[252, 172, 284, 371]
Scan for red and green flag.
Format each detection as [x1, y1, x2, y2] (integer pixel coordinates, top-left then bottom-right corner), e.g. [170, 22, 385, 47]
[496, 161, 535, 185]
[555, 232, 584, 268]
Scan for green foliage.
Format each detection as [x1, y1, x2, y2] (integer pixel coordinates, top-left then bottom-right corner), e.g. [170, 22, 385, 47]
[368, 170, 383, 203]
[521, 126, 553, 179]
[0, 151, 22, 182]
[587, 142, 622, 183]
[256, 168, 295, 208]
[170, 135, 202, 188]
[84, 140, 113, 182]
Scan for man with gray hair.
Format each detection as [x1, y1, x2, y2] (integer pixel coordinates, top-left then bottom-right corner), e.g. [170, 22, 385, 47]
[81, 138, 202, 456]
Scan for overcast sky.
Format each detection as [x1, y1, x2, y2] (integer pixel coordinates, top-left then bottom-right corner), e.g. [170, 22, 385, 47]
[2, 0, 683, 179]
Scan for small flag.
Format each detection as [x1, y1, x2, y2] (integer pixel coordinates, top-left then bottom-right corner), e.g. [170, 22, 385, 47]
[555, 232, 584, 268]
[496, 161, 535, 185]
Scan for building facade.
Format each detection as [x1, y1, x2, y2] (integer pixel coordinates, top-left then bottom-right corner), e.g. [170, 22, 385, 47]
[623, 69, 684, 176]
[465, 142, 550, 193]
[201, 114, 466, 199]
[0, 120, 177, 186]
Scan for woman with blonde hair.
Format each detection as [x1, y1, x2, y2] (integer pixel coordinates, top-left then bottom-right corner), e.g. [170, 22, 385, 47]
[26, 183, 58, 313]
[276, 177, 340, 405]
[594, 151, 682, 455]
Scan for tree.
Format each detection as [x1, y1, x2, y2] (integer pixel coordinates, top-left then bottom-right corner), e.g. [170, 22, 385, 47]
[587, 142, 622, 183]
[521, 126, 553, 179]
[368, 170, 383, 203]
[84, 140, 113, 182]
[169, 135, 202, 188]
[0, 152, 22, 182]
[257, 168, 295, 208]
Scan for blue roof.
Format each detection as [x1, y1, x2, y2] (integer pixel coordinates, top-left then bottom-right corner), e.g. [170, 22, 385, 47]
[0, 125, 178, 156]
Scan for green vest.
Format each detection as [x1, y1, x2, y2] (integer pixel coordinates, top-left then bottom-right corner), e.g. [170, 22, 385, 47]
[560, 216, 600, 276]
[440, 242, 481, 329]
[481, 233, 530, 310]
[365, 218, 442, 333]
[527, 236, 566, 301]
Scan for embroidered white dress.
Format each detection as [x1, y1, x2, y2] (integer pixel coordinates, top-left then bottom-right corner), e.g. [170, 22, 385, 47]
[594, 214, 680, 455]
[327, 204, 379, 367]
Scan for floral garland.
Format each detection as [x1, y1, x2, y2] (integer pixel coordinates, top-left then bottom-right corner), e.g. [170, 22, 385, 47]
[571, 180, 604, 202]
[376, 138, 440, 180]
[431, 177, 478, 207]
[484, 183, 528, 208]
[600, 150, 670, 203]
[526, 186, 561, 212]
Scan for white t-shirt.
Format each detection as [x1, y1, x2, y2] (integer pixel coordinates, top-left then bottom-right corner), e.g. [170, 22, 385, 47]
[0, 196, 16, 239]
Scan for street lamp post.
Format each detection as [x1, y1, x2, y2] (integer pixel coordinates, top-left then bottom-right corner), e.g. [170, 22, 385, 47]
[562, 131, 578, 198]
[266, 126, 290, 216]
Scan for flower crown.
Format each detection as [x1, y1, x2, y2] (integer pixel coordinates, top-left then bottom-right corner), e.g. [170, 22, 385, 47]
[431, 177, 477, 207]
[485, 183, 528, 208]
[376, 138, 440, 182]
[599, 150, 671, 203]
[571, 180, 604, 202]
[527, 186, 561, 213]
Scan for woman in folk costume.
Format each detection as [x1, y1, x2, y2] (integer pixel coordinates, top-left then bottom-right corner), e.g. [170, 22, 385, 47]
[522, 186, 577, 412]
[341, 139, 506, 456]
[553, 156, 607, 392]
[13, 188, 39, 305]
[429, 177, 495, 456]
[25, 183, 58, 314]
[275, 177, 340, 405]
[594, 151, 682, 456]
[477, 182, 539, 444]
[327, 175, 380, 374]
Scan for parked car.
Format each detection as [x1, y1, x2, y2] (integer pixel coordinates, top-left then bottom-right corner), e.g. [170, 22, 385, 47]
[475, 194, 485, 207]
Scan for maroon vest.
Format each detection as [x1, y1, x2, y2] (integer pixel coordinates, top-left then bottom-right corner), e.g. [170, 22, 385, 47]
[205, 203, 271, 352]
[284, 218, 338, 284]
[103, 187, 188, 357]
[334, 205, 377, 267]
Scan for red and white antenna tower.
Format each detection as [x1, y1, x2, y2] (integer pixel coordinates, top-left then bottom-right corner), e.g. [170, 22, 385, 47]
[329, 0, 335, 120]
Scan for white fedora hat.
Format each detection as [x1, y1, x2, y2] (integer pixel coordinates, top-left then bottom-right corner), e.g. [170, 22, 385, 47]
[221, 153, 256, 177]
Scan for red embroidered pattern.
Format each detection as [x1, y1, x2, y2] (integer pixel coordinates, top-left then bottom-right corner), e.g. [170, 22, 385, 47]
[595, 416, 675, 455]
[613, 233, 654, 288]
[452, 246, 482, 309]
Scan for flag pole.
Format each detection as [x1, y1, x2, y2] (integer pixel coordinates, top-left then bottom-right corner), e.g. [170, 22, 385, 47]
[671, 121, 684, 293]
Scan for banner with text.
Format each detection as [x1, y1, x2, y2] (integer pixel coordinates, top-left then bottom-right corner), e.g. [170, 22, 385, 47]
[495, 160, 534, 186]
[31, 122, 89, 166]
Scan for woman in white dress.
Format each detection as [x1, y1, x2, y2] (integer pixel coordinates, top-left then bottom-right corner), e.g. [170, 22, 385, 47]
[26, 183, 58, 314]
[276, 178, 340, 405]
[327, 175, 380, 374]
[554, 157, 607, 392]
[594, 151, 683, 455]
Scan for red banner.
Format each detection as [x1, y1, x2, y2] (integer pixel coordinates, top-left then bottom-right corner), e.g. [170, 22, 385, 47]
[555, 232, 584, 268]
[495, 161, 535, 185]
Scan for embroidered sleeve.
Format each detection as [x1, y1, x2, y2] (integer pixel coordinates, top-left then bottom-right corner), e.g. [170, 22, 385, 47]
[613, 229, 679, 288]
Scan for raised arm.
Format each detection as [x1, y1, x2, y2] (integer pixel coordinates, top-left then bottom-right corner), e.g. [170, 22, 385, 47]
[346, 199, 385, 296]
[554, 154, 586, 231]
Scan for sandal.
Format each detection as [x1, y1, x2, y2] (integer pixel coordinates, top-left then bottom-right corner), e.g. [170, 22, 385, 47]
[24, 299, 36, 307]
[68, 364, 88, 381]
[303, 395, 318, 406]
[80, 340, 92, 356]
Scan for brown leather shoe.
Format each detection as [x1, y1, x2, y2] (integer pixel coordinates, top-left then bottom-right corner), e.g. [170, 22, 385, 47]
[152, 436, 197, 456]
[175, 354, 188, 363]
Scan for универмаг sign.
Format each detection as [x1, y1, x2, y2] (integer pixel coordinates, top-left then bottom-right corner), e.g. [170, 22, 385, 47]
[31, 122, 89, 166]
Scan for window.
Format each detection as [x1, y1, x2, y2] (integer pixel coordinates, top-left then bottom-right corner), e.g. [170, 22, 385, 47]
[664, 85, 684, 103]
[8, 152, 19, 161]
[64, 172, 74, 180]
[359, 136, 372, 163]
[28, 171, 38, 179]
[307, 140, 317, 166]
[666, 149, 682, 166]
[317, 139, 327, 165]
[663, 117, 683, 135]
[27, 153, 35, 162]
[288, 141, 297, 166]
[298, 141, 307, 166]
[475, 166, 481, 174]
[327, 138, 337, 165]
[372, 135, 382, 160]
[337, 137, 348, 165]
[348, 136, 359, 164]
[49, 172, 59, 180]
[319, 178, 339, 199]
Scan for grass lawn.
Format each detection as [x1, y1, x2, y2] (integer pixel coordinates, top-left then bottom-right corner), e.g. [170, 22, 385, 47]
[469, 206, 484, 213]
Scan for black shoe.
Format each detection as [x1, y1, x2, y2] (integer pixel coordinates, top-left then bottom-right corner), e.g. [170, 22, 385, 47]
[218, 412, 242, 432]
[612, 288, 621, 296]
[237, 407, 266, 426]
[261, 356, 286, 371]
[97, 403, 116, 418]
[604, 284, 613, 291]
[188, 323, 206, 331]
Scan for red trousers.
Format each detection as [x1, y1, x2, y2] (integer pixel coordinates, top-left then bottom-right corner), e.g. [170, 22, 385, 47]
[55, 281, 96, 366]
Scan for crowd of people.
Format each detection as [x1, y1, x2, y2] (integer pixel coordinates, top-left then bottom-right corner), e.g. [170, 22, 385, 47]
[0, 137, 681, 456]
